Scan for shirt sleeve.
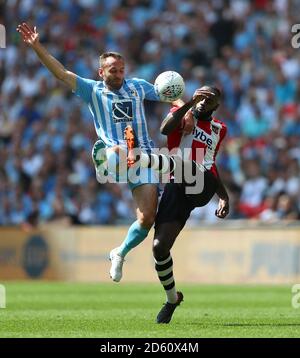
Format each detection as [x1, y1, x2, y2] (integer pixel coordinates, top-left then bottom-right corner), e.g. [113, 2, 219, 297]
[73, 75, 97, 103]
[212, 122, 227, 178]
[220, 123, 227, 142]
[170, 105, 180, 114]
[136, 78, 160, 101]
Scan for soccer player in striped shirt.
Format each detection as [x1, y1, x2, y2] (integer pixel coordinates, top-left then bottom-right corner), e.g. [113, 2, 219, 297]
[125, 86, 229, 323]
[16, 22, 193, 283]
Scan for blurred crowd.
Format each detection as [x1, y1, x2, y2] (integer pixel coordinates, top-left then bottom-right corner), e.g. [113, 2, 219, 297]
[0, 0, 300, 226]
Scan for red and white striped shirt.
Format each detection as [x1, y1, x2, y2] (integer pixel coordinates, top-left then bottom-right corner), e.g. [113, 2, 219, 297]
[167, 106, 227, 178]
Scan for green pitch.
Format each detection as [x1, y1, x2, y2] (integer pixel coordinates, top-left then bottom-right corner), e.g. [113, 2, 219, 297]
[0, 282, 299, 338]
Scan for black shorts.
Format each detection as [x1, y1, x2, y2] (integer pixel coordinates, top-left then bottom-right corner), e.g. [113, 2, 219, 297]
[155, 169, 218, 227]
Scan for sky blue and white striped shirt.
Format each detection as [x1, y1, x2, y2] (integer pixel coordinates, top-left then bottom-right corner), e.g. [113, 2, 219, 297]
[74, 76, 160, 151]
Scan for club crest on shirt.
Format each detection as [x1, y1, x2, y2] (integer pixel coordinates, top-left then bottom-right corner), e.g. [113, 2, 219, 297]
[130, 89, 138, 97]
[112, 100, 133, 123]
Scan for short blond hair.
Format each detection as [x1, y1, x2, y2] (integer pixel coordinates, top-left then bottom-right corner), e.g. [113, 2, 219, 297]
[99, 52, 124, 67]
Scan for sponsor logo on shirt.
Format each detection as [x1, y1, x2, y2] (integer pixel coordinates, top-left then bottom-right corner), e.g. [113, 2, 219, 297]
[192, 127, 213, 149]
[112, 100, 133, 123]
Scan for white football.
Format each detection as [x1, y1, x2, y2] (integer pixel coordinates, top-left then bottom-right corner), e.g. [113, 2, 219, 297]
[154, 71, 185, 102]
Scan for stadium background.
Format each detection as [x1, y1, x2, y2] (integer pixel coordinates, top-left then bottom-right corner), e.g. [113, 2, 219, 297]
[1, 0, 300, 226]
[1, 0, 300, 338]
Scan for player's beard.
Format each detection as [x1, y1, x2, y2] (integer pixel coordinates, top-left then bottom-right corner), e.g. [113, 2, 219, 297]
[106, 78, 123, 90]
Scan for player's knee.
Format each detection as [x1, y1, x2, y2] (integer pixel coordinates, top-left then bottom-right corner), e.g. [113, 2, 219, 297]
[152, 238, 169, 260]
[137, 211, 156, 229]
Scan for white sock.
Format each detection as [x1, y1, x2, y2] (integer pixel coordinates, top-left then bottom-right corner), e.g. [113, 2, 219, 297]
[154, 255, 178, 304]
[166, 287, 178, 304]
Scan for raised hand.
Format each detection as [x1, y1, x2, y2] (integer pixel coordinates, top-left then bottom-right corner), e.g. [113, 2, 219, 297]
[192, 88, 215, 105]
[16, 22, 77, 90]
[16, 22, 39, 46]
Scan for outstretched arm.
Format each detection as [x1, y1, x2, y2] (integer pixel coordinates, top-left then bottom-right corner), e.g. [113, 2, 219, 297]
[160, 99, 195, 135]
[160, 89, 215, 135]
[17, 23, 76, 91]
